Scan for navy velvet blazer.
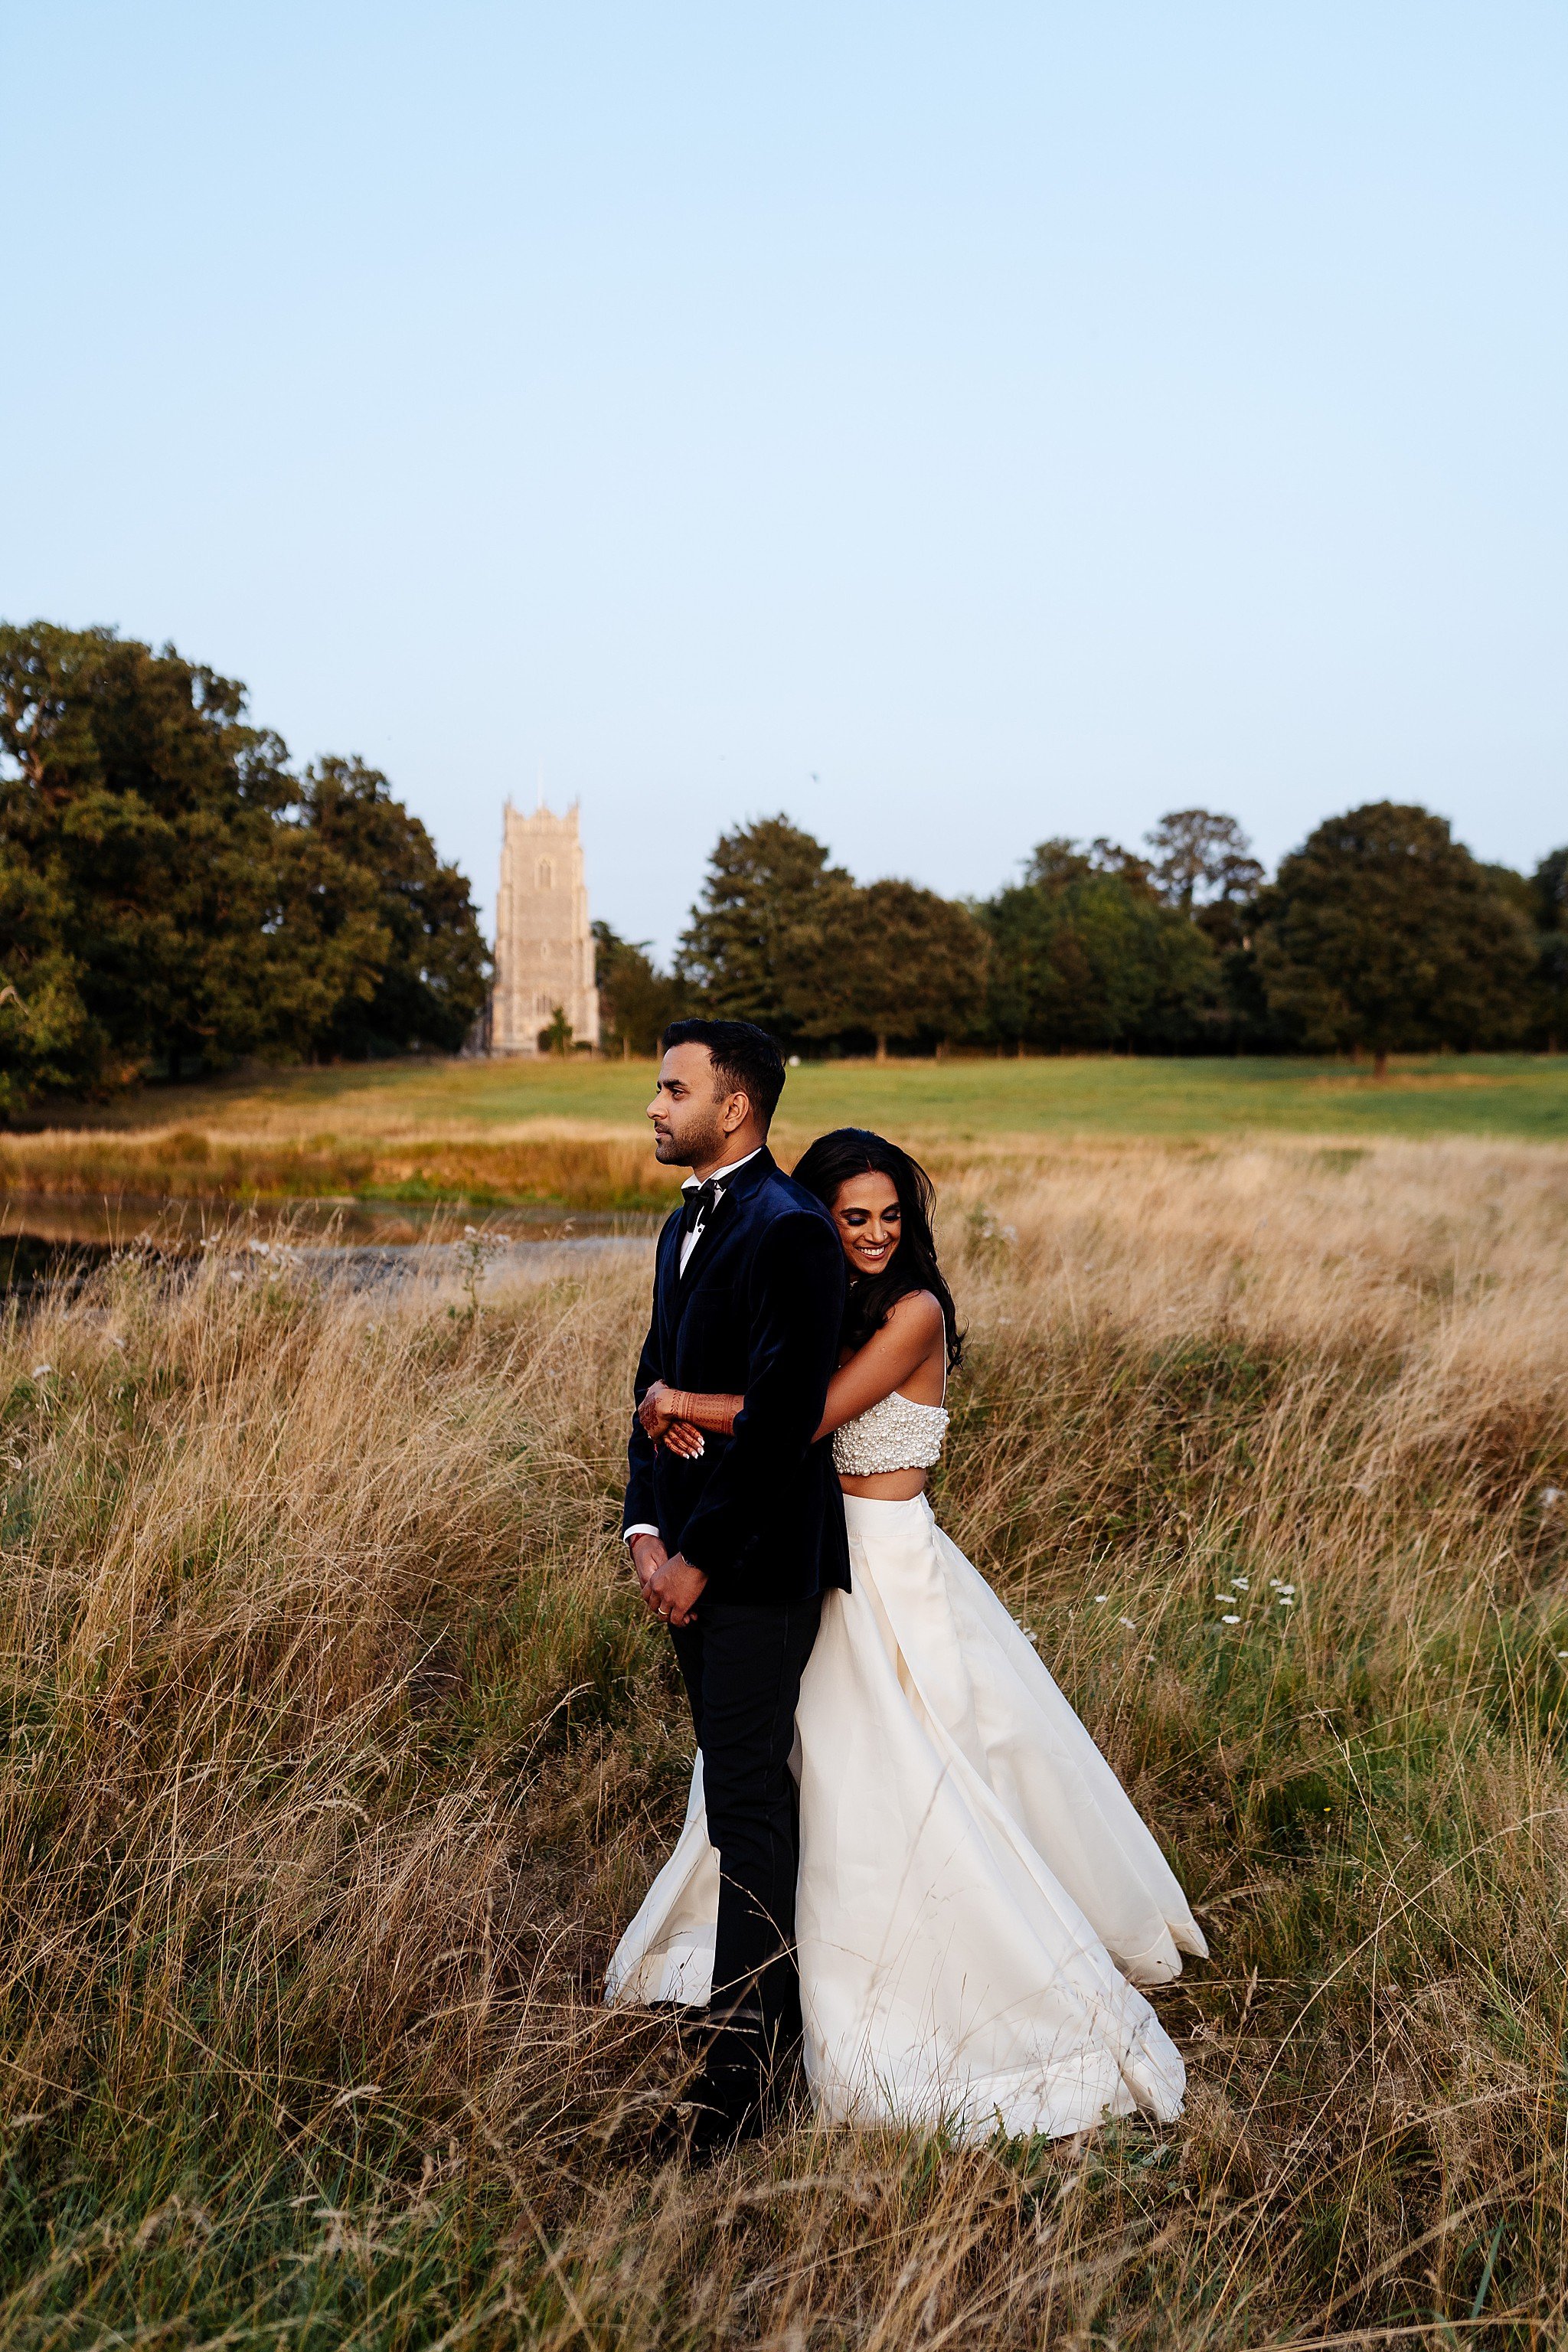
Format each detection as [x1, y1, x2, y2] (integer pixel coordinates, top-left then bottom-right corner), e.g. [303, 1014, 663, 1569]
[622, 1148, 851, 1605]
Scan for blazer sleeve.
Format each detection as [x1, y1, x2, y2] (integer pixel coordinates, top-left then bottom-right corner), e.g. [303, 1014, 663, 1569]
[676, 1208, 844, 1592]
[622, 1302, 664, 1540]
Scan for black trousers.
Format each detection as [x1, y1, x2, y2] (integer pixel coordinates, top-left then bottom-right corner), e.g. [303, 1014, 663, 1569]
[669, 1594, 821, 2079]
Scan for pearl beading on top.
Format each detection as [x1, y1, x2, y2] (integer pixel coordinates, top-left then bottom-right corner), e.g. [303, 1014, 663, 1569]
[831, 1390, 949, 1477]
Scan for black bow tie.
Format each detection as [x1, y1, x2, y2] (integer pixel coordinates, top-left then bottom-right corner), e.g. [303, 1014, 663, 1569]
[680, 1178, 720, 1236]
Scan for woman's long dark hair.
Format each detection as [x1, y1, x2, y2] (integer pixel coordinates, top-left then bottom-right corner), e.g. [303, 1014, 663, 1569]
[790, 1128, 963, 1370]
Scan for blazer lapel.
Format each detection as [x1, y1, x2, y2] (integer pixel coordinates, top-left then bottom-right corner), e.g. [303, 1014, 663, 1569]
[670, 1148, 774, 1326]
[654, 1210, 684, 1354]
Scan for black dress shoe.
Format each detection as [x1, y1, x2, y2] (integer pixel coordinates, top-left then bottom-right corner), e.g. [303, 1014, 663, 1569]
[648, 2066, 766, 2169]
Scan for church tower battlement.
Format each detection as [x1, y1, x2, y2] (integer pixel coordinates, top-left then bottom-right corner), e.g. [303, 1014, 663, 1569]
[491, 799, 600, 1054]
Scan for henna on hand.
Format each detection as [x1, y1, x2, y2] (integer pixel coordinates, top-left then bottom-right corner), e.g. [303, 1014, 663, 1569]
[662, 1390, 743, 1436]
[637, 1381, 678, 1440]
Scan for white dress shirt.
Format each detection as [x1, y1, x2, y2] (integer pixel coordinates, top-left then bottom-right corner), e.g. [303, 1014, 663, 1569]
[626, 1148, 763, 1545]
[676, 1147, 761, 1276]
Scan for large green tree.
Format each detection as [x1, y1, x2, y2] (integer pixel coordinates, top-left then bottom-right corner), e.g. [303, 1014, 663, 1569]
[286, 757, 488, 1057]
[0, 622, 296, 1087]
[825, 879, 988, 1058]
[1530, 845, 1568, 1050]
[982, 838, 1220, 1052]
[1254, 802, 1534, 1073]
[678, 816, 858, 1044]
[0, 623, 488, 1104]
[677, 820, 990, 1056]
[592, 920, 684, 1056]
[1145, 808, 1264, 955]
[0, 854, 100, 1111]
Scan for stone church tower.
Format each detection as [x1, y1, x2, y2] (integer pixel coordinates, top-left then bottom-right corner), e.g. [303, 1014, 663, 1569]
[491, 799, 600, 1054]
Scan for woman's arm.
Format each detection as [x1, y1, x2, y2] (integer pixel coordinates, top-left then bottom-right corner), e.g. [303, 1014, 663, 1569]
[812, 1291, 946, 1437]
[639, 1380, 742, 1441]
[676, 1213, 846, 1592]
[642, 1290, 945, 1455]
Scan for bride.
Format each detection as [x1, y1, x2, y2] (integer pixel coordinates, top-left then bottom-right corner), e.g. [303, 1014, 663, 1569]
[608, 1127, 1207, 2142]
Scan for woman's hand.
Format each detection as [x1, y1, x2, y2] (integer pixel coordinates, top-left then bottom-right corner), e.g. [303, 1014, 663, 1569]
[637, 1380, 681, 1441]
[639, 1383, 734, 1453]
[638, 1382, 707, 1459]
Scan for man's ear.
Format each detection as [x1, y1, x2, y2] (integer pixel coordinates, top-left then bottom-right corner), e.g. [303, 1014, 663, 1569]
[720, 1089, 751, 1137]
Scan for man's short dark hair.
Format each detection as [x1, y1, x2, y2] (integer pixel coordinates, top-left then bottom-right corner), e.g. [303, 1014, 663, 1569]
[661, 1018, 787, 1131]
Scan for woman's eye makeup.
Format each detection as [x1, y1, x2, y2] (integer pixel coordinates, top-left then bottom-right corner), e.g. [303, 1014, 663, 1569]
[839, 1204, 899, 1228]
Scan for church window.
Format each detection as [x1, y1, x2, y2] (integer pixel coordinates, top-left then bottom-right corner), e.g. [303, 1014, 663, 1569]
[537, 858, 554, 889]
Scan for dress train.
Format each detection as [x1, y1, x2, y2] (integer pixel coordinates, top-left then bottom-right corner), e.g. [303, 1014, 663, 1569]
[607, 1493, 1205, 2141]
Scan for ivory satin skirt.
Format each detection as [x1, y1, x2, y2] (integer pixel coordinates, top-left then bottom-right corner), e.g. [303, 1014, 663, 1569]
[606, 1492, 1206, 2141]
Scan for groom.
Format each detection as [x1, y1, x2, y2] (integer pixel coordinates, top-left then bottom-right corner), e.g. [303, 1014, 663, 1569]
[623, 1017, 848, 2160]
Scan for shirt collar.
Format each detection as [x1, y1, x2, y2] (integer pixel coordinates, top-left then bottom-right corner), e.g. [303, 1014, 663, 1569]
[681, 1147, 762, 1194]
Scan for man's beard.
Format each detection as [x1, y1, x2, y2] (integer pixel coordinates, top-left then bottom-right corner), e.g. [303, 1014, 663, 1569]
[655, 1110, 726, 1166]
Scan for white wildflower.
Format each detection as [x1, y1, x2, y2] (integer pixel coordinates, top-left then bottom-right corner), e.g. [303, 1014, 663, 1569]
[1119, 1617, 1137, 1631]
[228, 1270, 244, 1284]
[1233, 1576, 1250, 1589]
[1277, 1584, 1296, 1597]
[1215, 1592, 1236, 1604]
[1542, 1487, 1563, 1508]
[1221, 1614, 1241, 1626]
[246, 1238, 271, 1256]
[1093, 1594, 1108, 1605]
[30, 1364, 51, 1380]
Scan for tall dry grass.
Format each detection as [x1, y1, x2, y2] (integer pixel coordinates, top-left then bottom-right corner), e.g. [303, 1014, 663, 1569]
[0, 1122, 678, 1211]
[1, 1133, 1566, 2347]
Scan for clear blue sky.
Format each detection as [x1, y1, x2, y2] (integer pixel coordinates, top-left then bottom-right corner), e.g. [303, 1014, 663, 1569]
[6, 2, 1564, 958]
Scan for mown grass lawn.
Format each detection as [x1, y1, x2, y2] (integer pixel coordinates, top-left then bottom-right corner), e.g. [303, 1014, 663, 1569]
[44, 1050, 1568, 1145]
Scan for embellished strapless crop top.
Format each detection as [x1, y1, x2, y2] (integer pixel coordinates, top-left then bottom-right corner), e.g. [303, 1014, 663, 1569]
[831, 1390, 949, 1477]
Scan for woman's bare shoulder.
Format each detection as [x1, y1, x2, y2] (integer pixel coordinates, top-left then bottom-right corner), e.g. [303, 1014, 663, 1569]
[883, 1289, 946, 1341]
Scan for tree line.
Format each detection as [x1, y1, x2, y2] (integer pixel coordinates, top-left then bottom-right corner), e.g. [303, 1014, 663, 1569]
[3, 619, 1562, 1109]
[596, 807, 1568, 1069]
[0, 622, 489, 1112]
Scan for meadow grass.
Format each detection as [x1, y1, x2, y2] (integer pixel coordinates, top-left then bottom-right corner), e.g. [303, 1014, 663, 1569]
[2, 1133, 1566, 2346]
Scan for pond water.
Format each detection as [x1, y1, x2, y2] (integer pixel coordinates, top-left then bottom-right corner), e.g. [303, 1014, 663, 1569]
[0, 1193, 660, 1292]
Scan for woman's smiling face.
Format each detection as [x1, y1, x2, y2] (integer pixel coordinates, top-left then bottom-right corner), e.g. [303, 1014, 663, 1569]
[829, 1171, 902, 1277]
